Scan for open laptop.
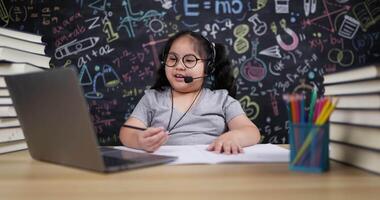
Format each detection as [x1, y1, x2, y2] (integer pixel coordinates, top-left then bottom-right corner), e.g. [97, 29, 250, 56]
[5, 68, 177, 173]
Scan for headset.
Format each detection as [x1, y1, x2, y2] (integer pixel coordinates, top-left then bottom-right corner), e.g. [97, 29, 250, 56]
[160, 31, 216, 75]
[201, 34, 216, 75]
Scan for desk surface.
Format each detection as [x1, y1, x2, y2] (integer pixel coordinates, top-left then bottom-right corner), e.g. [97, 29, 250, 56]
[1, 149, 379, 200]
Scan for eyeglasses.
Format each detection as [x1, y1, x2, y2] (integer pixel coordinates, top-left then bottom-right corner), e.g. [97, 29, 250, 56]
[165, 53, 208, 69]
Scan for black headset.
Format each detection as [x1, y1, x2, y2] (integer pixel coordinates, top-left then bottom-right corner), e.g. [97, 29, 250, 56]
[201, 34, 216, 75]
[161, 32, 216, 75]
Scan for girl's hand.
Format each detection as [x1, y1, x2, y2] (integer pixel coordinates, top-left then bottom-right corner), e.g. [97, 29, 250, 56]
[137, 127, 169, 152]
[207, 132, 244, 154]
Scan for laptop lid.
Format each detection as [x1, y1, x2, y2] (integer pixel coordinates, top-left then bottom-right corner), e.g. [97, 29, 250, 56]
[5, 68, 106, 171]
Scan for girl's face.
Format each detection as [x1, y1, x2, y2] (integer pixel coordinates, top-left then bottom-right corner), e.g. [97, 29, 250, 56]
[165, 35, 207, 93]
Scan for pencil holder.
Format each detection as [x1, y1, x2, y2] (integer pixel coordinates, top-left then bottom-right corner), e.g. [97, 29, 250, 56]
[288, 123, 329, 173]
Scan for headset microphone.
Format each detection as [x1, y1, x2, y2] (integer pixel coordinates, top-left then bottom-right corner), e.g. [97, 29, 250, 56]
[183, 75, 207, 83]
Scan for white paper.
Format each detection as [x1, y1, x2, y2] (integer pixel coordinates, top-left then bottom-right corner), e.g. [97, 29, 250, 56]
[114, 144, 289, 165]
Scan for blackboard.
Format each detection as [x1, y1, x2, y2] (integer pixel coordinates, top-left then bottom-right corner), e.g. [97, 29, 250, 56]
[2, 0, 380, 145]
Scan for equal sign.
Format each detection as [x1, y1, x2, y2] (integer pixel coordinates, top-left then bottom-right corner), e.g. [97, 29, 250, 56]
[203, 1, 211, 9]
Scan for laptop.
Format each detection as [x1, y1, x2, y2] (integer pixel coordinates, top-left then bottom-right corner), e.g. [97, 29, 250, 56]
[5, 68, 177, 173]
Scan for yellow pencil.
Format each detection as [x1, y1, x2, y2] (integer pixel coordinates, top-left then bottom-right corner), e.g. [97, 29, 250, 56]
[315, 98, 331, 125]
[316, 98, 339, 125]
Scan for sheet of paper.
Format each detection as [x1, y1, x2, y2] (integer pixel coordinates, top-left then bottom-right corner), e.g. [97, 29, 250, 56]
[114, 144, 289, 165]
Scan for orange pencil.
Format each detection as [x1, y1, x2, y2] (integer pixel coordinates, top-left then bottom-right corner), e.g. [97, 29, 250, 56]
[312, 99, 321, 123]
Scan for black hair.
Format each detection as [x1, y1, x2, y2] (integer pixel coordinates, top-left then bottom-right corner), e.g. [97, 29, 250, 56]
[151, 30, 237, 97]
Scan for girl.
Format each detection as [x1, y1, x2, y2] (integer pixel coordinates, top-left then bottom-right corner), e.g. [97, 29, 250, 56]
[119, 30, 260, 154]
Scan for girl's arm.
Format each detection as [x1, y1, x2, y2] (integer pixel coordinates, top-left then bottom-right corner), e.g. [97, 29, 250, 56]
[226, 115, 261, 146]
[207, 115, 261, 154]
[119, 117, 169, 152]
[119, 117, 146, 149]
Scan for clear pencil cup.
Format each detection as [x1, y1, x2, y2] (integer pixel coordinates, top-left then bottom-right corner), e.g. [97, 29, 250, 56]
[289, 123, 329, 173]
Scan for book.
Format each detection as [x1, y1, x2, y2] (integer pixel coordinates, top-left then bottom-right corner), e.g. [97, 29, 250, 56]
[0, 97, 12, 105]
[0, 27, 43, 44]
[330, 142, 380, 174]
[0, 140, 27, 154]
[0, 77, 5, 88]
[0, 117, 20, 128]
[0, 88, 9, 96]
[0, 34, 46, 55]
[0, 46, 50, 69]
[330, 109, 380, 127]
[330, 123, 380, 150]
[0, 105, 16, 117]
[0, 62, 44, 75]
[324, 79, 380, 95]
[324, 64, 380, 85]
[333, 94, 380, 109]
[0, 127, 24, 143]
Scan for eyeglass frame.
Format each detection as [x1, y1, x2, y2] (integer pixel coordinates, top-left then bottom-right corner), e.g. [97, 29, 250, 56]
[164, 52, 209, 69]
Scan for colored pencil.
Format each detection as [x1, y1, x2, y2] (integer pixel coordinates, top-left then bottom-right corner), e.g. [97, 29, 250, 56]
[308, 86, 317, 124]
[291, 98, 339, 165]
[300, 94, 305, 124]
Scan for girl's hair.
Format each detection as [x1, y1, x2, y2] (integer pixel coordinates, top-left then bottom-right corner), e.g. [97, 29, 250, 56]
[151, 30, 237, 97]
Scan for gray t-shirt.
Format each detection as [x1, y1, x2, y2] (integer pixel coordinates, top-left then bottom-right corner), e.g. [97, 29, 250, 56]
[129, 87, 245, 145]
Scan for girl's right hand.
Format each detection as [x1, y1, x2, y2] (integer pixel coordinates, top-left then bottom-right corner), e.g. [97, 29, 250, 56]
[137, 127, 169, 152]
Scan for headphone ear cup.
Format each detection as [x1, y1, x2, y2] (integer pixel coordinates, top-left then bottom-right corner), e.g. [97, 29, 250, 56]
[207, 62, 215, 75]
[208, 50, 215, 75]
[208, 42, 216, 75]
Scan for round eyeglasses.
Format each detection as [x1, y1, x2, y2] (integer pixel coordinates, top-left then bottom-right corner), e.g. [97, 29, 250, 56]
[165, 53, 208, 69]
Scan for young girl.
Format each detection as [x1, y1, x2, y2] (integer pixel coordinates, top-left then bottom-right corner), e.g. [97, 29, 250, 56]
[119, 30, 260, 154]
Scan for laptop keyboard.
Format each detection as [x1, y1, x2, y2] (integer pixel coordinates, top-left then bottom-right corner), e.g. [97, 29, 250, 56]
[102, 155, 138, 167]
[100, 147, 177, 171]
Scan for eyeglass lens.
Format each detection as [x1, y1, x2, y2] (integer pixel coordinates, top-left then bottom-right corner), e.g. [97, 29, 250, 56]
[165, 53, 199, 69]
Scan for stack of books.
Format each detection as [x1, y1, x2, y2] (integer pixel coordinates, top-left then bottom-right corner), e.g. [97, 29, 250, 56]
[0, 27, 50, 154]
[324, 63, 380, 174]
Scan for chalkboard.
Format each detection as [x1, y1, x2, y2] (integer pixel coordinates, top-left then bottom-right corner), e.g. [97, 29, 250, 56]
[2, 0, 380, 145]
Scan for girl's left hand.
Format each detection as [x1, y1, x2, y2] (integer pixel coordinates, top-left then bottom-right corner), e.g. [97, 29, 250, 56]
[207, 132, 244, 154]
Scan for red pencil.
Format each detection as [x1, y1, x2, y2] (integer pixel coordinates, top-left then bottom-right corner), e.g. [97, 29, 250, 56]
[290, 95, 298, 123]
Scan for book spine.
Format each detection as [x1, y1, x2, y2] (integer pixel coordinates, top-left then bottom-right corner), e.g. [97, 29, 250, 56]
[0, 106, 16, 117]
[0, 118, 20, 128]
[0, 142, 27, 154]
[0, 128, 24, 142]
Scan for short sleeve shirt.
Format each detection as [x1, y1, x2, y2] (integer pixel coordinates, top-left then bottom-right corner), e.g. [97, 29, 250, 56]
[129, 88, 245, 145]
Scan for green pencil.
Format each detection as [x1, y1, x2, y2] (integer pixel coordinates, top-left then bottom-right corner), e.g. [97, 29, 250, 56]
[308, 86, 317, 124]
